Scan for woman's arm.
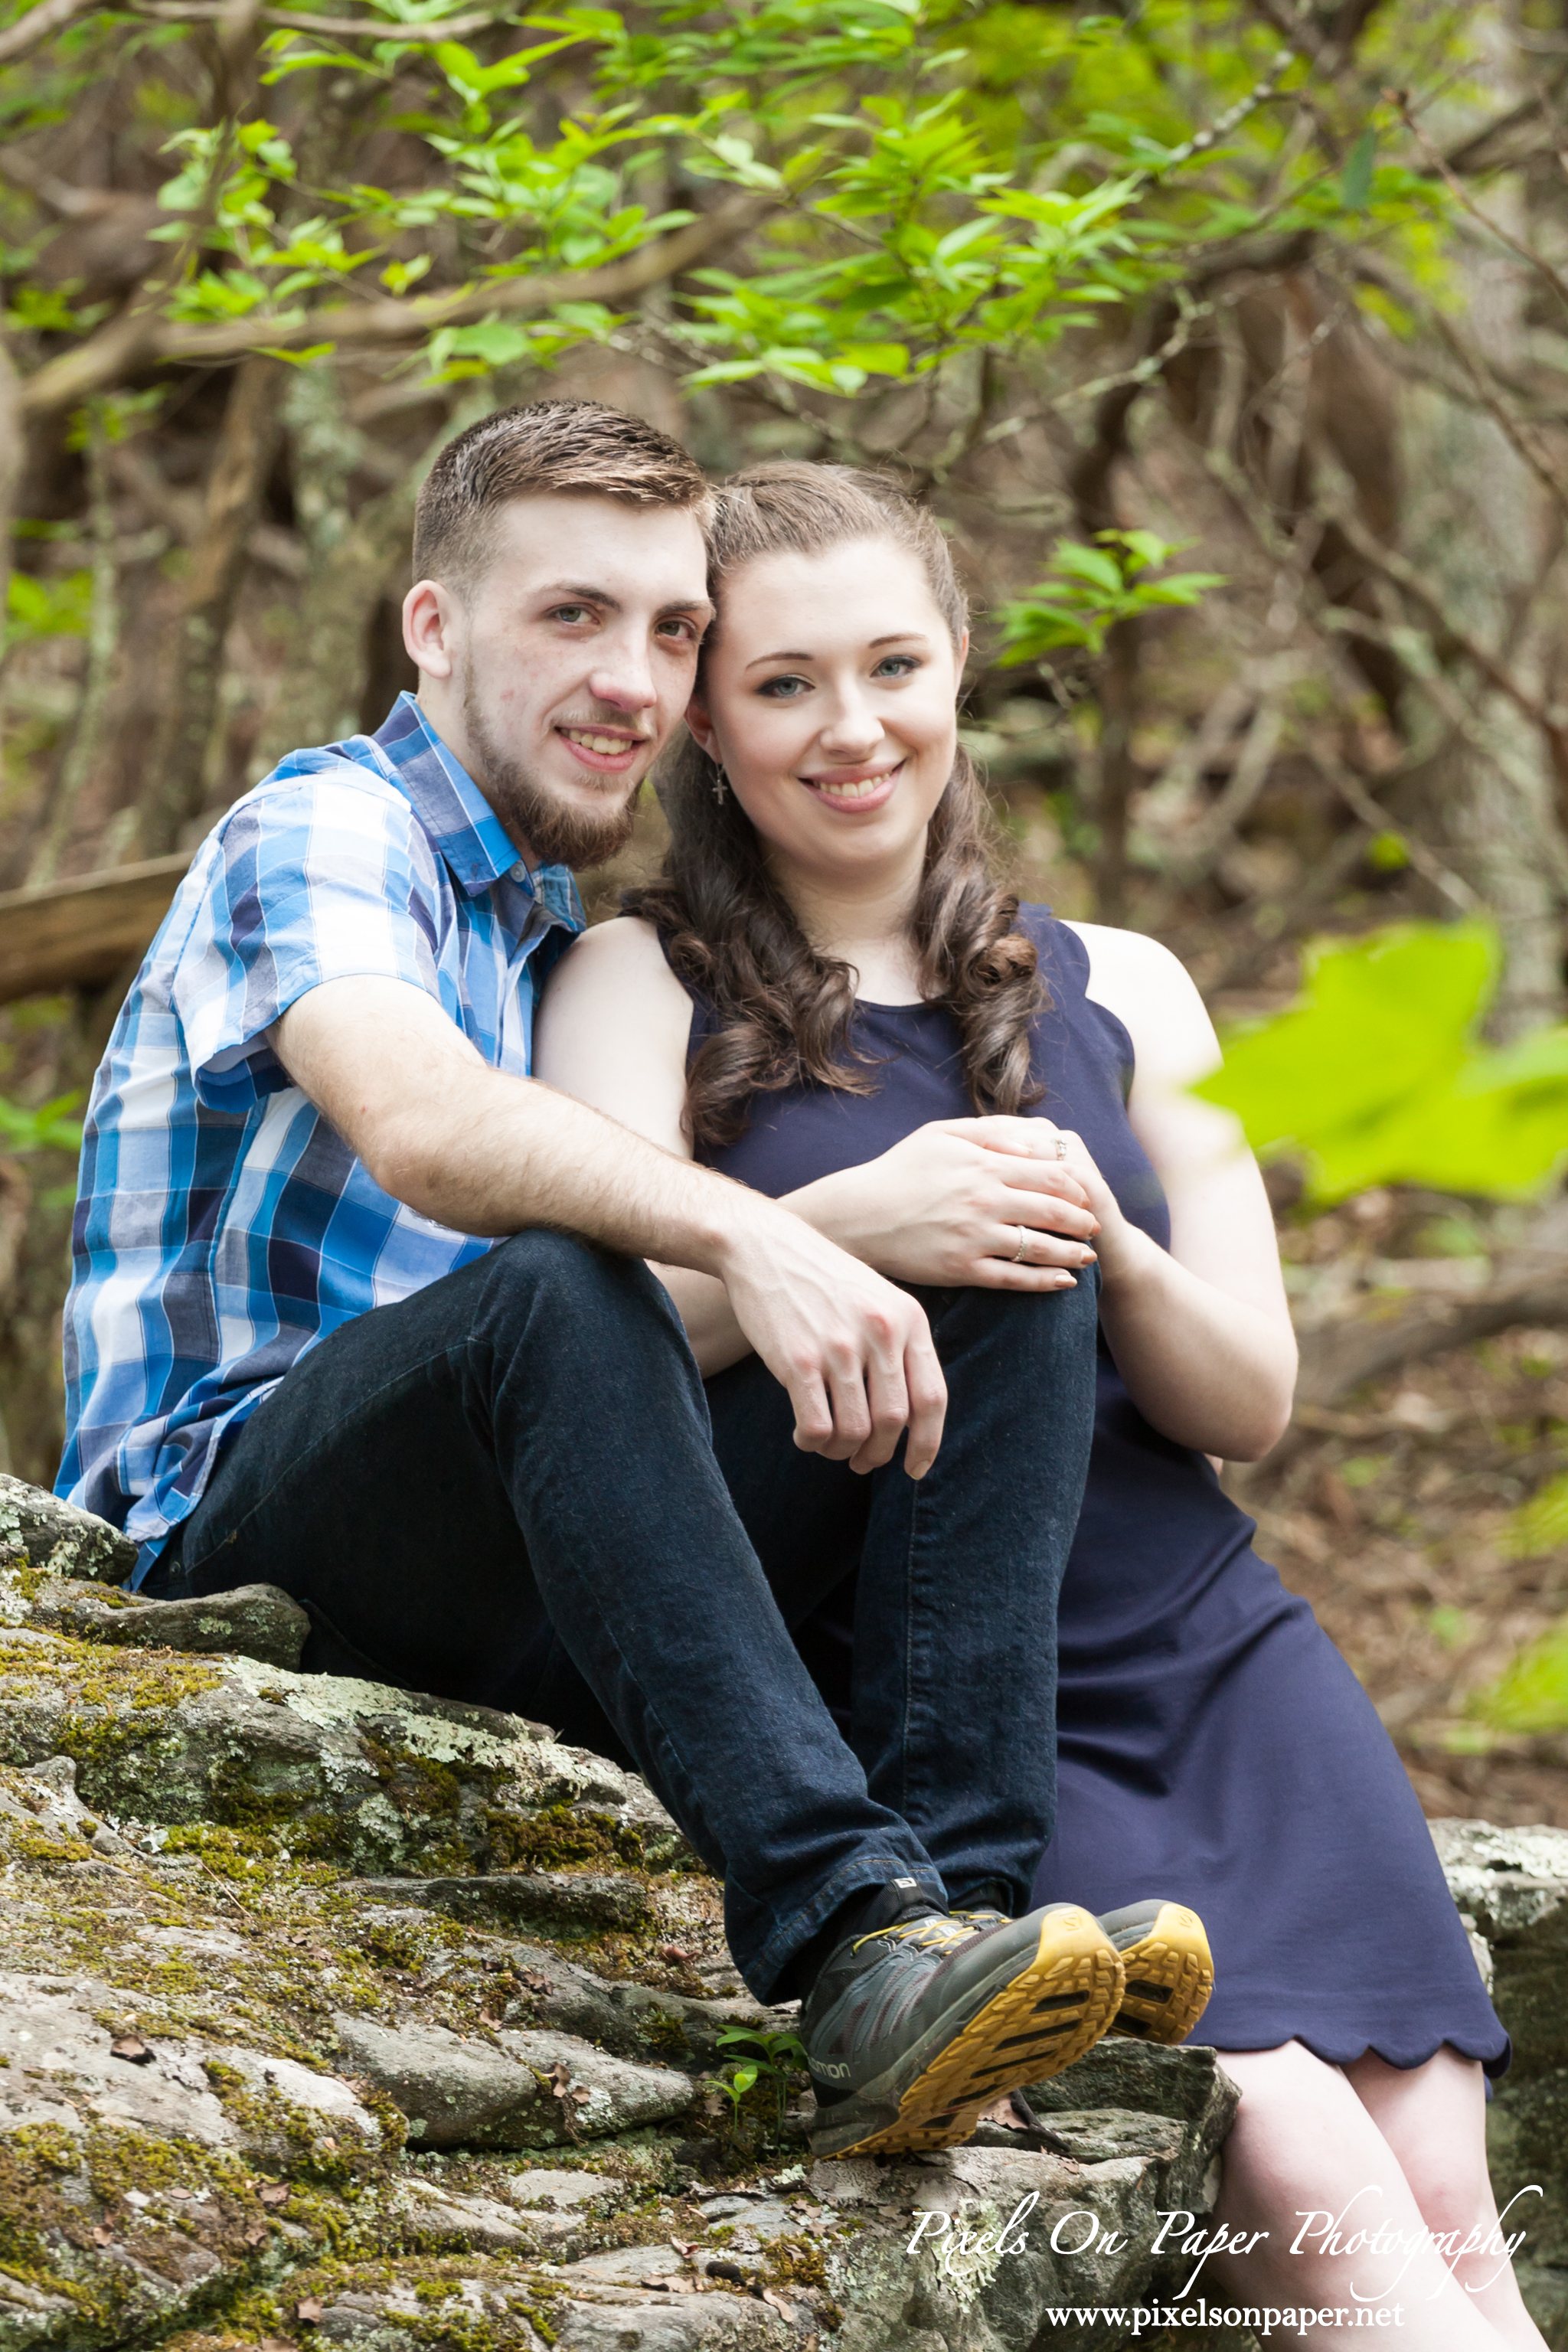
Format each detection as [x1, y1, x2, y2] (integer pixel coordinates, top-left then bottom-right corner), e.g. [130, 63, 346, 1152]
[530, 917, 750, 1370]
[534, 918, 1102, 1377]
[1063, 922, 1297, 1462]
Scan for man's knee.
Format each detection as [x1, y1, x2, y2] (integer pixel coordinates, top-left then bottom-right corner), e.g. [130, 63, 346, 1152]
[481, 1228, 688, 1354]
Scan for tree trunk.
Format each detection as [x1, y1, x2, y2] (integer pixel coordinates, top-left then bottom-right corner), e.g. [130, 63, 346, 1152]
[139, 354, 285, 858]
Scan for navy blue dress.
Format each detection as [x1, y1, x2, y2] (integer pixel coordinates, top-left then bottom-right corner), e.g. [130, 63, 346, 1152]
[685, 906, 1507, 2073]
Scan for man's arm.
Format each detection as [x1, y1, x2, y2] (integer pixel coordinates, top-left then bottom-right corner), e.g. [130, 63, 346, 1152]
[532, 917, 1102, 1377]
[272, 975, 947, 1476]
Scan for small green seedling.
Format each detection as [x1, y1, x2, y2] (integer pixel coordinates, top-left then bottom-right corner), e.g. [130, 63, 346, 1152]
[714, 2022, 809, 2140]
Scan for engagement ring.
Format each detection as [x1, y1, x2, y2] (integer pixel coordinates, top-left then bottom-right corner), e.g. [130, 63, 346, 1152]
[1013, 1226, 1030, 1263]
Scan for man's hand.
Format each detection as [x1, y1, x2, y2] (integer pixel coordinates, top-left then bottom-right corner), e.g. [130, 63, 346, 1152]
[273, 975, 947, 1476]
[794, 1116, 1101, 1292]
[714, 1204, 946, 1476]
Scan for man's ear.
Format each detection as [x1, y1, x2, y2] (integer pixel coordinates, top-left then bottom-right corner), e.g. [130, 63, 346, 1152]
[404, 578, 463, 681]
[684, 691, 720, 760]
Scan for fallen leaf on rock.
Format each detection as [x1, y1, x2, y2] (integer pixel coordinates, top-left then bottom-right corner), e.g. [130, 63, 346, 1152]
[256, 2339, 299, 2351]
[109, 2036, 152, 2064]
[643, 2277, 697, 2295]
[316, 2135, 337, 2152]
[90, 2226, 115, 2247]
[761, 2288, 799, 2321]
[671, 2239, 700, 2260]
[516, 1970, 552, 1996]
[167, 2187, 191, 2200]
[658, 1943, 693, 1964]
[243, 2225, 267, 2248]
[296, 2297, 323, 2325]
[259, 2184, 290, 2207]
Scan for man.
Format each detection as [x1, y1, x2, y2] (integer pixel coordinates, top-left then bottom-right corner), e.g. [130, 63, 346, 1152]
[58, 398, 1202, 2158]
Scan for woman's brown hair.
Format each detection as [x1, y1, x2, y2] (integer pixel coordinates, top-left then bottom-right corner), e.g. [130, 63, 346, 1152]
[623, 461, 1044, 1152]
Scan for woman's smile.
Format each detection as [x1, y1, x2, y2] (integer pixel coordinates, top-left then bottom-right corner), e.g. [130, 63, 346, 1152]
[800, 759, 906, 812]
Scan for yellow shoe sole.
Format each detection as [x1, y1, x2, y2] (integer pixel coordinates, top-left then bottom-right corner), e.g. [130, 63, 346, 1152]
[1112, 1902, 1214, 2044]
[814, 1908, 1125, 2161]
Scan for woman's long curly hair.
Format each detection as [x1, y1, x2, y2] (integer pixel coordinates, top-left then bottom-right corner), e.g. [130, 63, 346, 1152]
[623, 462, 1045, 1152]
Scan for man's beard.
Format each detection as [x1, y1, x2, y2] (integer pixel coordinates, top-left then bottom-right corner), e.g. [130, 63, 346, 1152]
[460, 656, 640, 871]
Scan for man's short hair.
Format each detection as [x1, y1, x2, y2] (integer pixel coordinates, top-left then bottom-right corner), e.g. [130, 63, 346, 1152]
[413, 398, 713, 594]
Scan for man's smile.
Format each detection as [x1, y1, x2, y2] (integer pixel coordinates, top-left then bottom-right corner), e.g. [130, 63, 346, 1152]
[557, 724, 650, 773]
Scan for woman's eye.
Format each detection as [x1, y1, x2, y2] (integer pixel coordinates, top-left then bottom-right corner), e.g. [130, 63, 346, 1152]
[874, 655, 920, 678]
[549, 604, 590, 625]
[758, 675, 810, 698]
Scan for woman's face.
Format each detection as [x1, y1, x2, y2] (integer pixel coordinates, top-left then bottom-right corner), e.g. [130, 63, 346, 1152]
[688, 536, 965, 893]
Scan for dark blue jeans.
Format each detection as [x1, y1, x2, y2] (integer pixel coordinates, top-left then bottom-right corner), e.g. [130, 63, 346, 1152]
[148, 1230, 1099, 1999]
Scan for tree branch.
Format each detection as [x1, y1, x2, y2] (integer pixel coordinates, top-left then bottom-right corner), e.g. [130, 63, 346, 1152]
[138, 353, 286, 857]
[1328, 502, 1568, 766]
[129, 0, 513, 35]
[18, 192, 769, 419]
[0, 0, 105, 68]
[1295, 1269, 1568, 1410]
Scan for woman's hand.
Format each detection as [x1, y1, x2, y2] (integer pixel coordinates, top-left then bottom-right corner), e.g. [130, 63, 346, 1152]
[790, 1116, 1102, 1292]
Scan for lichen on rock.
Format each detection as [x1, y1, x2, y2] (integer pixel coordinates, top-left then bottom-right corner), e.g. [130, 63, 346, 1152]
[0, 1477, 1247, 2352]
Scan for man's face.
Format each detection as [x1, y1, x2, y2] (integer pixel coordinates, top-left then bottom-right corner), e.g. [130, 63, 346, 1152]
[407, 492, 713, 868]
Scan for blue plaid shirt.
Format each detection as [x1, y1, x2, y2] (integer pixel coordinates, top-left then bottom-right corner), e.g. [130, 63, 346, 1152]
[58, 692, 585, 1583]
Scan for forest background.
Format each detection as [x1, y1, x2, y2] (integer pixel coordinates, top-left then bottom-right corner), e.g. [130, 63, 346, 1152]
[1, 0, 1566, 1823]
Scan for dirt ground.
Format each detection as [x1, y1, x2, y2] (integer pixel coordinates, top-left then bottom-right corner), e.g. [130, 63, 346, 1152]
[1236, 1308, 1568, 1829]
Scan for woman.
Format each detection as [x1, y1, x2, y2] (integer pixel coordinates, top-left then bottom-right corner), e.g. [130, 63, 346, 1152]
[534, 463, 1535, 2348]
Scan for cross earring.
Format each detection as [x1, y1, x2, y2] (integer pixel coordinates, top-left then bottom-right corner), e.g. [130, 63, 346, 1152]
[710, 760, 729, 806]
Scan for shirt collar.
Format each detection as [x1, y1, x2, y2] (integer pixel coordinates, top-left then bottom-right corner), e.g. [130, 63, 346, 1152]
[371, 692, 585, 934]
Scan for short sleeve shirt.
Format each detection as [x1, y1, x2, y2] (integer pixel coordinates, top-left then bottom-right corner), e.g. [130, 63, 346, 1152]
[57, 692, 584, 1583]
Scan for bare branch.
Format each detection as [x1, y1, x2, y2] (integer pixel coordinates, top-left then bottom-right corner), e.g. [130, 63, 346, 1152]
[18, 191, 769, 418]
[129, 0, 511, 36]
[1300, 741, 1478, 911]
[0, 0, 106, 67]
[1396, 91, 1568, 327]
[1328, 503, 1568, 763]
[1295, 1267, 1568, 1410]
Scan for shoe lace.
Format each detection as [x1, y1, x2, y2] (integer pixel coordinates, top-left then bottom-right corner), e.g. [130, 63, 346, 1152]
[849, 1913, 980, 1959]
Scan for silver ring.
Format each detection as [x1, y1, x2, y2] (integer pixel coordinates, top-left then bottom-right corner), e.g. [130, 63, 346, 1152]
[1054, 1135, 1068, 1161]
[1013, 1226, 1029, 1263]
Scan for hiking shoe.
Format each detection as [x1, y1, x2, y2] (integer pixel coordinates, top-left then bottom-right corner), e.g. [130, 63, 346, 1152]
[1098, 1900, 1213, 2043]
[955, 1896, 1214, 2049]
[802, 1902, 1124, 2160]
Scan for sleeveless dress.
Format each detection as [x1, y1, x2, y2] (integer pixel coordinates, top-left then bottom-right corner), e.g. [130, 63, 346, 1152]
[682, 905, 1508, 2073]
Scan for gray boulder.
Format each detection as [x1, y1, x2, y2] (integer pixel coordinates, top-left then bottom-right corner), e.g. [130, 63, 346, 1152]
[28, 1576, 311, 1668]
[0, 1472, 135, 1589]
[331, 2011, 700, 2148]
[1432, 1818, 1568, 2331]
[0, 1497, 1246, 2352]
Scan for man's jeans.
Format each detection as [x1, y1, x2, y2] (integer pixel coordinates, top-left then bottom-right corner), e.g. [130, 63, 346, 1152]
[147, 1230, 1099, 1999]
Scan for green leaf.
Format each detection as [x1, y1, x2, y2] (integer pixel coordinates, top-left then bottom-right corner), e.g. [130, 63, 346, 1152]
[1501, 1473, 1568, 1562]
[1196, 922, 1568, 1202]
[1341, 127, 1377, 214]
[1469, 1605, 1568, 1733]
[6, 568, 91, 647]
[0, 1089, 84, 1153]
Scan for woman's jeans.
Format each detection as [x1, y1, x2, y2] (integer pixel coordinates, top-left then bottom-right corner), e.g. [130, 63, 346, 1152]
[145, 1229, 1099, 2000]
